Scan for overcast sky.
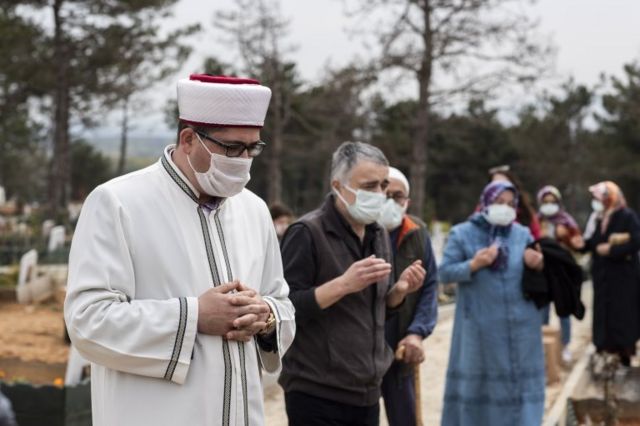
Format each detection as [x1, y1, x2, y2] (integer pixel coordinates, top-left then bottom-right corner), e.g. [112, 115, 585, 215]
[102, 0, 640, 138]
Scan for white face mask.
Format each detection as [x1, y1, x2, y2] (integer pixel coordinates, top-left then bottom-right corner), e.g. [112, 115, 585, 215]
[334, 185, 386, 225]
[274, 222, 289, 237]
[591, 199, 604, 213]
[378, 198, 406, 230]
[539, 203, 560, 217]
[188, 133, 252, 198]
[485, 204, 517, 226]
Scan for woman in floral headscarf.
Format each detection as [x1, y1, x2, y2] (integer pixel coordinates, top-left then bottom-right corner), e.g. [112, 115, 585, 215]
[536, 185, 584, 362]
[537, 185, 584, 250]
[581, 181, 640, 366]
[439, 181, 545, 426]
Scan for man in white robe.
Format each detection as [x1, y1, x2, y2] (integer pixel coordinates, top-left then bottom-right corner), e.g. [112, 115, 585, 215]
[64, 74, 295, 426]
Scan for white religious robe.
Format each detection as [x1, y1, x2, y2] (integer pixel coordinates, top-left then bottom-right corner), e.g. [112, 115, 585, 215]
[64, 146, 295, 426]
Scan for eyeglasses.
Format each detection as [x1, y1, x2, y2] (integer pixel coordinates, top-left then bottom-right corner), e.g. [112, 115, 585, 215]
[194, 130, 266, 158]
[387, 191, 408, 204]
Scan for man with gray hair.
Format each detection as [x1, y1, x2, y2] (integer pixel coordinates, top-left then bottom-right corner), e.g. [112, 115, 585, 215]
[279, 141, 426, 425]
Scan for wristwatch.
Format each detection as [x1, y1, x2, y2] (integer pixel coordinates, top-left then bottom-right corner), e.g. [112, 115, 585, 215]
[259, 311, 276, 336]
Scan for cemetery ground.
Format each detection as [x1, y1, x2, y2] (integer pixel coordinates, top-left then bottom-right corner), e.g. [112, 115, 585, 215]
[1, 280, 637, 425]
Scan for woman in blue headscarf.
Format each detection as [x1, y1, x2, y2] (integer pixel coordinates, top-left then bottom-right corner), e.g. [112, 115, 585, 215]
[440, 181, 546, 426]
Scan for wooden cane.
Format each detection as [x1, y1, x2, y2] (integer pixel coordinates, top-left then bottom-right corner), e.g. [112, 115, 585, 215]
[395, 345, 406, 361]
[414, 363, 423, 426]
[395, 345, 424, 426]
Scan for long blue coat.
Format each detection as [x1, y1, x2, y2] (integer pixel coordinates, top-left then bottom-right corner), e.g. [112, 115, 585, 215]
[439, 214, 545, 426]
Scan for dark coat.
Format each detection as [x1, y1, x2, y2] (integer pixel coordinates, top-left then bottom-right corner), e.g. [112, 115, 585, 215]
[585, 207, 640, 351]
[522, 238, 585, 318]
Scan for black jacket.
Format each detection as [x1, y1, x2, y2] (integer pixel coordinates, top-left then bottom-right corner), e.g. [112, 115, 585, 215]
[278, 195, 394, 407]
[522, 237, 585, 319]
[584, 207, 640, 350]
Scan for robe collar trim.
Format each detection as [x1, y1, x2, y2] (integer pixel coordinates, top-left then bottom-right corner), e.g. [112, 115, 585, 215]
[161, 145, 242, 420]
[161, 145, 201, 203]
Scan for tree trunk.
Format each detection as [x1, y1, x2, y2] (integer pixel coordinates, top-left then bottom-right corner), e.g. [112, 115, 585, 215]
[267, 61, 283, 204]
[409, 0, 432, 219]
[117, 96, 129, 176]
[0, 122, 6, 193]
[50, 0, 71, 214]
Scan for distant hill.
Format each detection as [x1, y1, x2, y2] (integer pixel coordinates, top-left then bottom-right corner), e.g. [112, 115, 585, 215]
[88, 134, 175, 159]
[84, 133, 175, 173]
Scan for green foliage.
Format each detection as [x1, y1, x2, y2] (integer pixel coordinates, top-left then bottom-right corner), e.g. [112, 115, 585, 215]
[0, 9, 49, 203]
[370, 98, 517, 222]
[0, 267, 18, 288]
[248, 65, 374, 213]
[0, 0, 197, 210]
[70, 140, 113, 200]
[428, 103, 519, 223]
[370, 98, 418, 168]
[596, 63, 640, 211]
[245, 64, 640, 225]
[0, 106, 47, 203]
[1, 1, 639, 226]
[508, 81, 595, 221]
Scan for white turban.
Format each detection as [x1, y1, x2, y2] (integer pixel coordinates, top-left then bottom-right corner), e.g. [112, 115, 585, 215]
[388, 167, 410, 194]
[177, 75, 272, 127]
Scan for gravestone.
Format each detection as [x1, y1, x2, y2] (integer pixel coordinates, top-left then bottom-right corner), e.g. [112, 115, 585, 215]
[17, 222, 29, 235]
[48, 226, 66, 253]
[67, 202, 83, 223]
[16, 249, 53, 304]
[42, 220, 55, 239]
[17, 249, 38, 288]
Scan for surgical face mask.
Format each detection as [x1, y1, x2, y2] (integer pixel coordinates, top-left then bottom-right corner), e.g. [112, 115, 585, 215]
[379, 198, 406, 230]
[334, 185, 386, 225]
[539, 203, 560, 217]
[188, 133, 252, 197]
[591, 199, 604, 213]
[485, 204, 517, 226]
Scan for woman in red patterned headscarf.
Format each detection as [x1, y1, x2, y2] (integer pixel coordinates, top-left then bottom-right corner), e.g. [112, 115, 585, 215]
[581, 181, 640, 366]
[536, 185, 584, 363]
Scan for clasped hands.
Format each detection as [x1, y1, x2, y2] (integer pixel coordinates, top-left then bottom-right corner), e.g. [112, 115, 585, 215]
[470, 243, 543, 272]
[197, 280, 271, 342]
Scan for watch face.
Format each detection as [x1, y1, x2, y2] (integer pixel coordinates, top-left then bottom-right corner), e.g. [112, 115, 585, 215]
[258, 312, 275, 335]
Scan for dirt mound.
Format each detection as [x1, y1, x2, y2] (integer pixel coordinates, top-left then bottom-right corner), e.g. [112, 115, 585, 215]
[0, 301, 69, 385]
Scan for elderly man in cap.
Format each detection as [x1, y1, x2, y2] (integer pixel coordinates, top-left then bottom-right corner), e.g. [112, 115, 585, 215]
[64, 75, 295, 426]
[378, 167, 438, 426]
[279, 142, 426, 426]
